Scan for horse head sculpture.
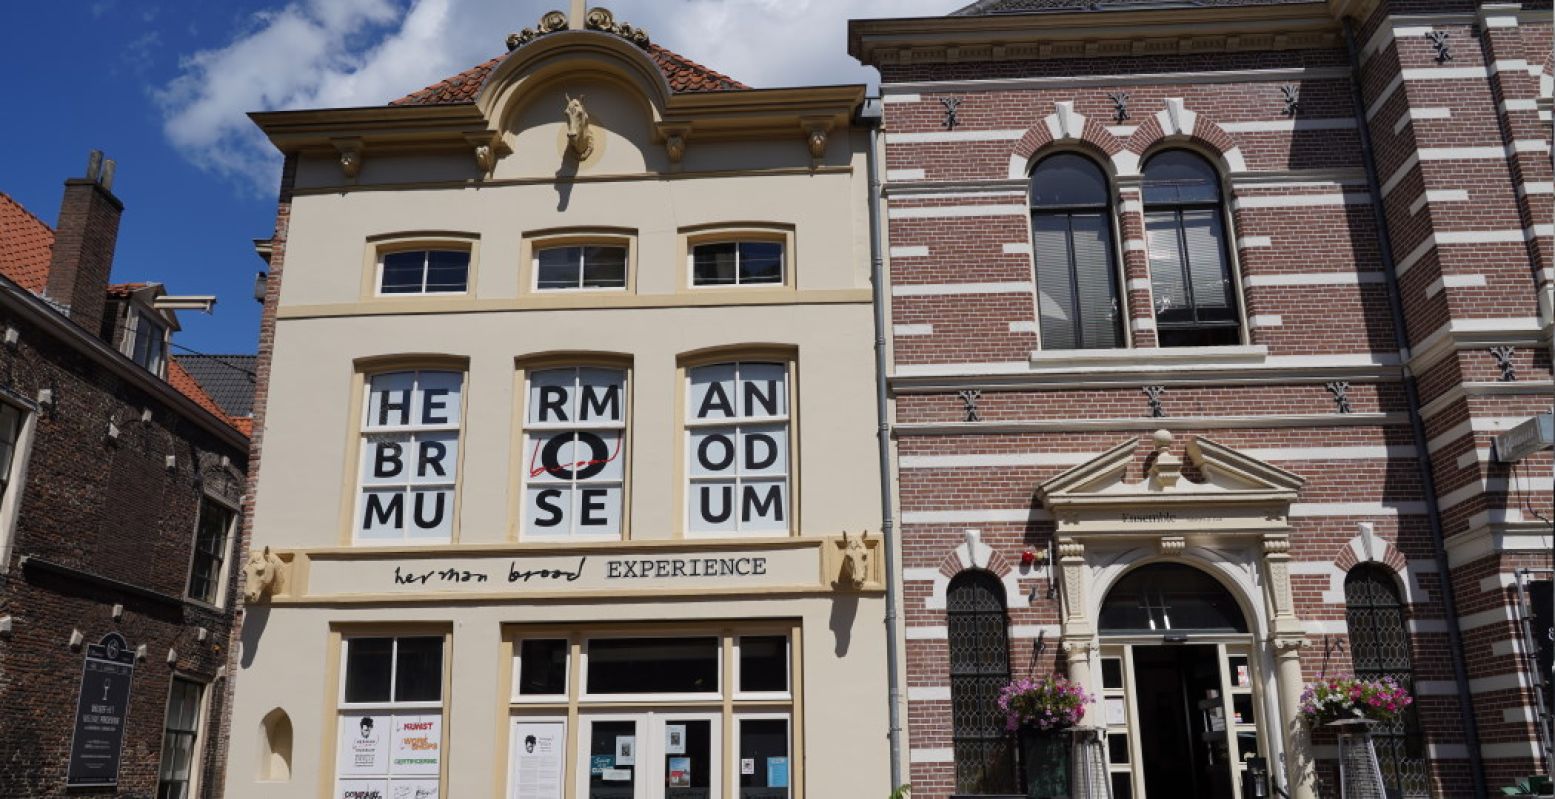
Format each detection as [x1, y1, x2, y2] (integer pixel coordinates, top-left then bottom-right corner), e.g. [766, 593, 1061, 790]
[564, 95, 594, 159]
[242, 546, 287, 604]
[837, 532, 870, 590]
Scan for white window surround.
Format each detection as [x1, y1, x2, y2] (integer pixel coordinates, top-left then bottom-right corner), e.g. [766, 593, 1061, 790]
[184, 492, 240, 608]
[124, 307, 168, 377]
[0, 399, 36, 573]
[374, 248, 471, 297]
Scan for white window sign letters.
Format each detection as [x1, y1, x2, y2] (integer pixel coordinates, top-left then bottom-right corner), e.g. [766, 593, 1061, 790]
[356, 370, 462, 544]
[524, 367, 627, 539]
[686, 362, 790, 535]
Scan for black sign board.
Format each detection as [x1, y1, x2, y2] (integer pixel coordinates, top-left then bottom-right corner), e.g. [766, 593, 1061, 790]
[66, 632, 135, 787]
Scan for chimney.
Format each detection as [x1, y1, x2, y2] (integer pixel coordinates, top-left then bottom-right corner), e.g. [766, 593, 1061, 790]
[44, 150, 123, 332]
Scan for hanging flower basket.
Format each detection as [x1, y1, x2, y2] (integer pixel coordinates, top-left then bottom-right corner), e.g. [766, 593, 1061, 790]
[1299, 676, 1413, 726]
[998, 674, 1092, 733]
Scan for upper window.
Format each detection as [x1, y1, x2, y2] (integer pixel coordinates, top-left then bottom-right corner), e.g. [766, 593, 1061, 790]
[131, 310, 167, 375]
[158, 677, 206, 799]
[336, 636, 444, 796]
[1142, 151, 1241, 347]
[378, 249, 470, 295]
[0, 401, 30, 570]
[186, 496, 236, 605]
[356, 370, 462, 545]
[522, 367, 627, 540]
[692, 241, 785, 287]
[685, 361, 791, 536]
[0, 403, 27, 510]
[535, 246, 627, 291]
[1099, 563, 1247, 634]
[1029, 153, 1124, 350]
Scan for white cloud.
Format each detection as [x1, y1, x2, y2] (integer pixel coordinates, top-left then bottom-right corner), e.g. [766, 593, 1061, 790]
[157, 0, 954, 193]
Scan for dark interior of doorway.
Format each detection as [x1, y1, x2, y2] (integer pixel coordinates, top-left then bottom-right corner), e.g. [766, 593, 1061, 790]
[1132, 644, 1235, 799]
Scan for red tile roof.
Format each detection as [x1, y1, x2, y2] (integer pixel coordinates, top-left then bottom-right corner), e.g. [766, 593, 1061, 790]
[390, 42, 746, 106]
[0, 192, 56, 293]
[168, 358, 247, 434]
[106, 281, 155, 298]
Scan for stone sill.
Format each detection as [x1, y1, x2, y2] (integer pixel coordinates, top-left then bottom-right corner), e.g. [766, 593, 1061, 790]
[1028, 345, 1269, 373]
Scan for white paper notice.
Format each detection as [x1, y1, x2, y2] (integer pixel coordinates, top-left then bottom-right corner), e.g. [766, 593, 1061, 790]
[392, 715, 441, 775]
[389, 779, 438, 799]
[1105, 698, 1126, 726]
[614, 735, 636, 766]
[741, 758, 756, 775]
[340, 714, 390, 776]
[602, 768, 632, 781]
[511, 721, 564, 799]
[338, 778, 388, 799]
[664, 724, 686, 755]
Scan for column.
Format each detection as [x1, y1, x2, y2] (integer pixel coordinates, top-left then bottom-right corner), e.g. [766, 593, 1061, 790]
[1263, 534, 1315, 799]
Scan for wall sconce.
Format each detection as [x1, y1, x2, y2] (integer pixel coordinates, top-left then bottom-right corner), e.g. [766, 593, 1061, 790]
[3, 326, 18, 349]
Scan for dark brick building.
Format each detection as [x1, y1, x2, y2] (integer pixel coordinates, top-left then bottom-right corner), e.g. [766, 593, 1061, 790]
[851, 1, 1551, 797]
[0, 155, 251, 798]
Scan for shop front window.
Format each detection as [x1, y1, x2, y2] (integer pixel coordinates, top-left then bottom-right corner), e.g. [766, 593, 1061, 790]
[507, 627, 796, 798]
[335, 635, 445, 797]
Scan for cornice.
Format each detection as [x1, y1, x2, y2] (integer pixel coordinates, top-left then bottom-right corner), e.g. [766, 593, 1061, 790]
[848, 3, 1340, 68]
[881, 65, 1351, 94]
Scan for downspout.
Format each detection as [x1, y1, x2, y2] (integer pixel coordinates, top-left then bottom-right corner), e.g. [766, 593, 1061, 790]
[1342, 18, 1488, 797]
[860, 95, 906, 792]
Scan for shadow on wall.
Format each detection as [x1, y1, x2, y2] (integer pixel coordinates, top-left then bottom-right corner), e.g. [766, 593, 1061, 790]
[240, 604, 269, 669]
[829, 593, 858, 657]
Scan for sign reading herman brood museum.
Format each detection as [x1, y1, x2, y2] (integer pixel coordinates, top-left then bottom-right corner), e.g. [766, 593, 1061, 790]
[66, 632, 135, 787]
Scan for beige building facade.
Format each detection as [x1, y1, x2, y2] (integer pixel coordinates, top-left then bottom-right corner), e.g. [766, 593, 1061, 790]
[224, 8, 888, 799]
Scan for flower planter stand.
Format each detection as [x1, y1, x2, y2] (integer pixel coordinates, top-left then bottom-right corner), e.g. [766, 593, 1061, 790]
[1019, 727, 1071, 799]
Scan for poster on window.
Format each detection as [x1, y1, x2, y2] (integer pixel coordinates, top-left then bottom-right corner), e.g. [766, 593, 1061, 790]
[357, 371, 461, 542]
[340, 714, 390, 775]
[388, 780, 438, 799]
[524, 368, 625, 537]
[338, 779, 388, 799]
[687, 363, 788, 533]
[510, 721, 564, 799]
[391, 715, 441, 775]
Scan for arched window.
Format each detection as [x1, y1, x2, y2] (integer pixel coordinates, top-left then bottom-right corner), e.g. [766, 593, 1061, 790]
[1345, 566, 1429, 798]
[947, 570, 1018, 793]
[1142, 151, 1241, 347]
[1099, 562, 1248, 634]
[1030, 153, 1124, 350]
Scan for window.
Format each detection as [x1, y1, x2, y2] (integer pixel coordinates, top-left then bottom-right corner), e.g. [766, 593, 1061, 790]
[157, 677, 205, 799]
[1098, 563, 1248, 634]
[131, 311, 167, 375]
[686, 361, 790, 535]
[1029, 153, 1123, 350]
[356, 370, 462, 544]
[522, 366, 626, 539]
[336, 636, 445, 797]
[1142, 150, 1242, 347]
[504, 626, 797, 797]
[947, 571, 1017, 794]
[187, 496, 236, 605]
[378, 249, 469, 295]
[535, 245, 627, 290]
[1346, 566, 1429, 798]
[691, 241, 784, 287]
[0, 401, 31, 569]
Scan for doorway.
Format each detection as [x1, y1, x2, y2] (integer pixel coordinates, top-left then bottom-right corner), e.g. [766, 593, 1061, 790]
[1133, 645, 1234, 799]
[577, 712, 722, 799]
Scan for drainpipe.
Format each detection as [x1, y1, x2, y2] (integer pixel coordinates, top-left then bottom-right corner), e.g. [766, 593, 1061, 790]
[860, 95, 905, 793]
[1342, 18, 1488, 798]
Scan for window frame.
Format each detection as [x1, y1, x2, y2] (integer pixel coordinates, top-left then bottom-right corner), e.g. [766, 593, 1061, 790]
[679, 349, 799, 539]
[1345, 565, 1430, 797]
[522, 229, 636, 295]
[156, 675, 209, 799]
[946, 569, 1018, 795]
[733, 634, 793, 701]
[579, 634, 725, 704]
[126, 308, 168, 377]
[1138, 148, 1248, 348]
[342, 357, 470, 547]
[327, 627, 452, 799]
[681, 225, 796, 292]
[1025, 151, 1130, 351]
[0, 395, 36, 573]
[361, 232, 479, 301]
[511, 354, 633, 542]
[183, 492, 239, 608]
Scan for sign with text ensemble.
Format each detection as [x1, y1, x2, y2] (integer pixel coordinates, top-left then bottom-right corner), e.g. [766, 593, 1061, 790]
[66, 632, 135, 787]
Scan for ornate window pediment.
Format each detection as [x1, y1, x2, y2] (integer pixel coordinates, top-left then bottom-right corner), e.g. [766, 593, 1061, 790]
[1035, 430, 1303, 536]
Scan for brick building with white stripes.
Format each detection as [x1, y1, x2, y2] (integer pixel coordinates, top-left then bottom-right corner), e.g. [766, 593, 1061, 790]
[850, 0, 1552, 797]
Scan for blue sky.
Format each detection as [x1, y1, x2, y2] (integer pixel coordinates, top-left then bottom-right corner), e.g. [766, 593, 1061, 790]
[0, 0, 948, 355]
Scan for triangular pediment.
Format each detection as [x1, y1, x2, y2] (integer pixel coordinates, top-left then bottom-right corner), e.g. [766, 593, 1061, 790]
[1035, 433, 1304, 535]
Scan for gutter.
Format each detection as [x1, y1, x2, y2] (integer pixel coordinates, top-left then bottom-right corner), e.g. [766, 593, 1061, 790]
[0, 275, 248, 451]
[860, 96, 906, 792]
[1342, 18, 1488, 797]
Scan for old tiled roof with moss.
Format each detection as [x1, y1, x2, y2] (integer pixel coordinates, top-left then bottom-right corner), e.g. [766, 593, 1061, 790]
[391, 42, 746, 106]
[0, 192, 56, 294]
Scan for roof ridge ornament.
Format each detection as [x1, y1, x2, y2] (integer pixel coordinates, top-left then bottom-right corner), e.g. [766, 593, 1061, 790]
[584, 7, 651, 48]
[506, 9, 569, 51]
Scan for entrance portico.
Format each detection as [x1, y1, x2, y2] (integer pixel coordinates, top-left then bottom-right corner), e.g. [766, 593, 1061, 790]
[1037, 430, 1315, 799]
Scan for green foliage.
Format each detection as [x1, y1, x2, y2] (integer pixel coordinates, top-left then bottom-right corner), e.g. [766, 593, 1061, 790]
[888, 784, 911, 799]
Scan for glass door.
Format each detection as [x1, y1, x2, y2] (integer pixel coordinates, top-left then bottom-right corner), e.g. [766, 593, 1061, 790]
[579, 713, 721, 799]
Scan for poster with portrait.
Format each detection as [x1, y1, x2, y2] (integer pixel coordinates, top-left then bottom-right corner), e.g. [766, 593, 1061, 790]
[510, 720, 564, 799]
[664, 724, 686, 755]
[391, 715, 441, 775]
[339, 713, 390, 776]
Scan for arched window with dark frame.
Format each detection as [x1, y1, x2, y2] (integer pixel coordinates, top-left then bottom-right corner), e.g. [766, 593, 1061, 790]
[1141, 150, 1242, 347]
[1345, 565, 1429, 798]
[1030, 153, 1124, 350]
[947, 570, 1018, 794]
